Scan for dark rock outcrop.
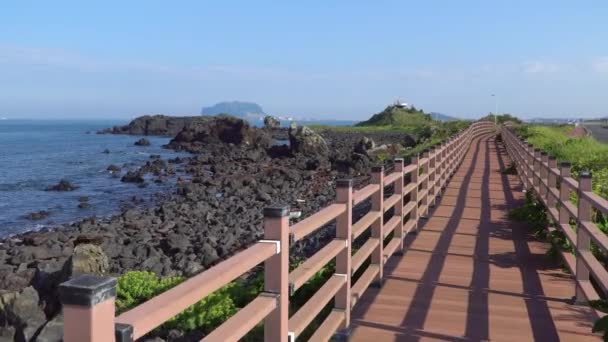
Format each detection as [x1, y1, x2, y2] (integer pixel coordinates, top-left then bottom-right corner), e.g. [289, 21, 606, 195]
[107, 164, 121, 172]
[45, 180, 78, 192]
[121, 171, 145, 183]
[354, 136, 376, 155]
[24, 211, 50, 221]
[98, 115, 204, 136]
[166, 115, 271, 153]
[263, 115, 280, 129]
[134, 138, 151, 146]
[68, 244, 109, 276]
[288, 124, 329, 157]
[0, 286, 47, 341]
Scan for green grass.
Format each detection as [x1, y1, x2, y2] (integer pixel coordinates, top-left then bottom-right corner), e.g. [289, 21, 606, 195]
[513, 124, 608, 198]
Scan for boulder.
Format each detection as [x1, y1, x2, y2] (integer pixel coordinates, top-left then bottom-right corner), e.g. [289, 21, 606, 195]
[0, 269, 36, 292]
[45, 179, 78, 191]
[0, 286, 47, 341]
[263, 115, 280, 129]
[69, 244, 109, 276]
[134, 138, 151, 146]
[167, 116, 271, 152]
[354, 136, 376, 155]
[121, 171, 145, 183]
[23, 210, 50, 221]
[107, 164, 121, 172]
[36, 313, 63, 342]
[288, 123, 329, 156]
[0, 326, 16, 341]
[366, 144, 404, 158]
[98, 115, 203, 136]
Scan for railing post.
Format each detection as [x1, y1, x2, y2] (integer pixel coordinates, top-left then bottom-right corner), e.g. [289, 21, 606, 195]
[540, 152, 548, 198]
[440, 142, 447, 189]
[547, 156, 557, 209]
[421, 149, 430, 218]
[533, 148, 541, 189]
[335, 179, 352, 332]
[371, 165, 384, 286]
[59, 275, 118, 342]
[558, 162, 572, 226]
[526, 143, 534, 188]
[428, 146, 437, 207]
[411, 154, 420, 232]
[575, 171, 592, 303]
[263, 206, 290, 342]
[394, 159, 405, 252]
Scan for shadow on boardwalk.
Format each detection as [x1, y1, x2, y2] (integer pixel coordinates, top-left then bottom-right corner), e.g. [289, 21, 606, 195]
[349, 134, 598, 341]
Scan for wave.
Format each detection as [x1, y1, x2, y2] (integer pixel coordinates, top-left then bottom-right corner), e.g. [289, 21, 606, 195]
[0, 180, 48, 191]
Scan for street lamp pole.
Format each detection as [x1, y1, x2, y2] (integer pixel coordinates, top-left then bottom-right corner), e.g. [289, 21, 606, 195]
[492, 94, 498, 126]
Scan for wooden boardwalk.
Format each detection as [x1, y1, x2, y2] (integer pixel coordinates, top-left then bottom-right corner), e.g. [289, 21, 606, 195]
[349, 134, 598, 341]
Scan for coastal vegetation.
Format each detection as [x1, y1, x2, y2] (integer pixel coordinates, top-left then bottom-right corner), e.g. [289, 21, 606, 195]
[504, 120, 608, 335]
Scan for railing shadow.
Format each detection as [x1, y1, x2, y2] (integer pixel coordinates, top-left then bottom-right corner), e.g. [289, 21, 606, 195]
[350, 134, 487, 341]
[494, 135, 561, 341]
[463, 135, 492, 340]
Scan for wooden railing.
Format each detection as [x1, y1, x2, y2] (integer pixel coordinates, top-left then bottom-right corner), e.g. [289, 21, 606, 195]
[57, 121, 496, 342]
[502, 126, 608, 309]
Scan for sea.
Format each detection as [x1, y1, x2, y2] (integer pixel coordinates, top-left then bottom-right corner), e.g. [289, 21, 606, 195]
[0, 119, 189, 237]
[0, 118, 355, 237]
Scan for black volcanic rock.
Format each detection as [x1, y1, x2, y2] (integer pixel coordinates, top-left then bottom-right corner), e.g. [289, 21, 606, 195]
[24, 211, 50, 220]
[134, 138, 151, 146]
[45, 180, 78, 192]
[166, 115, 271, 153]
[98, 115, 205, 136]
[263, 115, 280, 129]
[288, 123, 329, 156]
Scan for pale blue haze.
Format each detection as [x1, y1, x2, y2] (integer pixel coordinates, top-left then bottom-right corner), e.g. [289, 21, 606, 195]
[1, 1, 608, 119]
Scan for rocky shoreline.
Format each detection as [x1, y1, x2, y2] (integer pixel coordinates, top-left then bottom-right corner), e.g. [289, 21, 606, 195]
[0, 115, 416, 341]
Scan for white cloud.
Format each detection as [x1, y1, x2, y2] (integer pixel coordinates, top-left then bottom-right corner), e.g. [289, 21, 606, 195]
[520, 61, 561, 74]
[592, 57, 608, 74]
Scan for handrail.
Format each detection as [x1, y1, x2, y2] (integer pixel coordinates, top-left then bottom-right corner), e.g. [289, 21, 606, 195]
[352, 183, 379, 205]
[116, 241, 278, 339]
[501, 125, 608, 306]
[59, 120, 495, 342]
[290, 203, 346, 242]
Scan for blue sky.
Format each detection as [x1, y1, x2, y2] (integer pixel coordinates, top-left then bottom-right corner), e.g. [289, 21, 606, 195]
[1, 1, 608, 120]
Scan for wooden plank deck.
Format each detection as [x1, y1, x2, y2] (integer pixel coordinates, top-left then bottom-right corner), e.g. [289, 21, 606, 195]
[349, 134, 598, 341]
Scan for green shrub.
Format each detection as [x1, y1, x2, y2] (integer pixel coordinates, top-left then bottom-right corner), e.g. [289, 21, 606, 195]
[513, 125, 608, 199]
[508, 189, 549, 237]
[116, 271, 183, 312]
[116, 271, 237, 334]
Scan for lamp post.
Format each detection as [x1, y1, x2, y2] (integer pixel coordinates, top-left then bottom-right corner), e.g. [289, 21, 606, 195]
[491, 94, 498, 125]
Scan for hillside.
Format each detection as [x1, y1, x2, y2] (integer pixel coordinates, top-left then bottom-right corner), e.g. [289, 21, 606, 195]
[355, 105, 433, 127]
[201, 101, 265, 120]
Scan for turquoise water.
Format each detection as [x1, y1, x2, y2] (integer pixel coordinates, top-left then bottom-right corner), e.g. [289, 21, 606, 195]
[0, 119, 188, 237]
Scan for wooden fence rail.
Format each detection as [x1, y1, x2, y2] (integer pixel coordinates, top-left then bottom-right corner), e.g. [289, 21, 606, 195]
[58, 121, 496, 342]
[501, 126, 608, 310]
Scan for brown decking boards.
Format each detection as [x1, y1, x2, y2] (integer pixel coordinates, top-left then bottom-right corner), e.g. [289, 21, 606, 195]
[349, 134, 598, 341]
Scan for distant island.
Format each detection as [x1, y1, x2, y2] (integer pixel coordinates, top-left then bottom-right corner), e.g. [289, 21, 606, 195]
[201, 101, 266, 121]
[430, 112, 459, 121]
